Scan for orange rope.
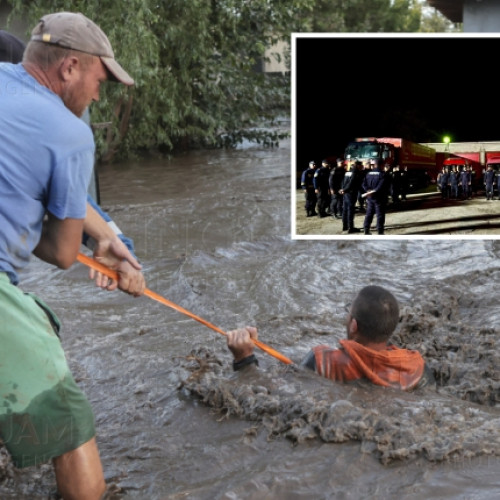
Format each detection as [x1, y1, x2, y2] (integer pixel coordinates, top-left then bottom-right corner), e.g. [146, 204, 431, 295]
[76, 252, 293, 365]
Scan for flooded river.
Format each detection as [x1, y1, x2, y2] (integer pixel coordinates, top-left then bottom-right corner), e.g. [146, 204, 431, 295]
[1, 137, 500, 499]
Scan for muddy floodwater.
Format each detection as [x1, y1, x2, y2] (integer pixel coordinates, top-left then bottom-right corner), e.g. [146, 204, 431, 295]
[1, 137, 500, 499]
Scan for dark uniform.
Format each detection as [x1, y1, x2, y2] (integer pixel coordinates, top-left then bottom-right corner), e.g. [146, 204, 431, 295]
[300, 161, 317, 217]
[470, 167, 477, 196]
[439, 168, 450, 199]
[356, 166, 367, 212]
[400, 166, 409, 201]
[313, 160, 331, 218]
[459, 168, 470, 200]
[362, 165, 387, 235]
[449, 168, 459, 198]
[484, 166, 495, 200]
[340, 162, 362, 233]
[391, 166, 401, 204]
[329, 160, 345, 218]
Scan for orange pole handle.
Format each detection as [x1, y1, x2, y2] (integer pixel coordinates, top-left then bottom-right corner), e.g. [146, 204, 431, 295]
[76, 253, 293, 365]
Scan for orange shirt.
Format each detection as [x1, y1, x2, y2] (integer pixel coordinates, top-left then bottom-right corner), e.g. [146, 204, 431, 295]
[312, 339, 425, 391]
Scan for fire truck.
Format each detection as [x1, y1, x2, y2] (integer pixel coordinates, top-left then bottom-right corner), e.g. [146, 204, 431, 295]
[343, 137, 437, 191]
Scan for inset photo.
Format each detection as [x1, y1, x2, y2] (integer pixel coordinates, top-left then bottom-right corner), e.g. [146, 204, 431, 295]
[291, 34, 500, 240]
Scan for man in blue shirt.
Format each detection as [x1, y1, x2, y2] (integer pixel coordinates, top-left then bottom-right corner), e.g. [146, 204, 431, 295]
[0, 12, 142, 498]
[0, 27, 143, 293]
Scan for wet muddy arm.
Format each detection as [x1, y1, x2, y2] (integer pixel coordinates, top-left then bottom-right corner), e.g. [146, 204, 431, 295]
[300, 350, 317, 372]
[227, 327, 260, 370]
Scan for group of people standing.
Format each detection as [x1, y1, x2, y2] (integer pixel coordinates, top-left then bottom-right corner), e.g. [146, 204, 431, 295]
[436, 164, 475, 200]
[301, 158, 408, 235]
[436, 163, 500, 201]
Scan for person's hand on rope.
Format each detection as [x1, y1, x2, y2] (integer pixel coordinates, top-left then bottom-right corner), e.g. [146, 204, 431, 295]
[90, 237, 145, 296]
[226, 326, 258, 361]
[82, 202, 145, 296]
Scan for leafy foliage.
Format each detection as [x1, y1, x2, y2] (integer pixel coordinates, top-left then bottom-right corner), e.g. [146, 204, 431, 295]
[5, 0, 458, 161]
[6, 0, 303, 159]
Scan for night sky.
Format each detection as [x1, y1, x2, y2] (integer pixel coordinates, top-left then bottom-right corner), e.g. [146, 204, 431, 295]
[293, 35, 500, 173]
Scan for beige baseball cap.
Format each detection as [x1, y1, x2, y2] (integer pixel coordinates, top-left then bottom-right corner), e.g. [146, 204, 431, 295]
[30, 11, 134, 86]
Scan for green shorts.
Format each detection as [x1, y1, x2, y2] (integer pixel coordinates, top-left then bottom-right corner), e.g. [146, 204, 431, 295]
[0, 273, 95, 468]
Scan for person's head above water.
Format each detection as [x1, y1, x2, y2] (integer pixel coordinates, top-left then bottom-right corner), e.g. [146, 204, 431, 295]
[347, 285, 399, 343]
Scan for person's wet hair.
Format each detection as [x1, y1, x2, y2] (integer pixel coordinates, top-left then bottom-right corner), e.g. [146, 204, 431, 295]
[351, 285, 399, 342]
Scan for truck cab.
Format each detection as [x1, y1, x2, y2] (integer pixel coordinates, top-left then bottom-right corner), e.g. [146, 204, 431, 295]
[344, 137, 435, 192]
[344, 139, 395, 170]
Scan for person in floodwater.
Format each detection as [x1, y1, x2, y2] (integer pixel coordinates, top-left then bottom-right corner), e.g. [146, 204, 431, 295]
[227, 285, 435, 391]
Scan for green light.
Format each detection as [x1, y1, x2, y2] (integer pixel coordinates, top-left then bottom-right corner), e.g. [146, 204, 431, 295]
[443, 136, 451, 144]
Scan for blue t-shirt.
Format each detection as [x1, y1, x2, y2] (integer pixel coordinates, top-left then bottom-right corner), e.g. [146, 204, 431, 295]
[0, 62, 94, 284]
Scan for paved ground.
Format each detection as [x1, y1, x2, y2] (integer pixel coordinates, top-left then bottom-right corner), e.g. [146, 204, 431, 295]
[293, 190, 500, 238]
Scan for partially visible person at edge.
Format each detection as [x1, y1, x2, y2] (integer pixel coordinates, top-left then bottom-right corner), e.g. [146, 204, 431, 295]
[400, 166, 409, 201]
[356, 161, 367, 213]
[391, 165, 401, 204]
[484, 164, 495, 200]
[0, 29, 25, 62]
[0, 12, 144, 499]
[226, 285, 435, 392]
[0, 27, 143, 293]
[313, 159, 331, 218]
[496, 167, 500, 201]
[439, 166, 450, 200]
[460, 165, 471, 200]
[449, 165, 459, 199]
[328, 158, 345, 219]
[300, 160, 318, 217]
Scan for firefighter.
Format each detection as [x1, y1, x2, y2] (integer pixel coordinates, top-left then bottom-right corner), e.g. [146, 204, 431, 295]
[329, 158, 345, 219]
[469, 165, 477, 197]
[449, 166, 459, 199]
[439, 167, 450, 199]
[460, 166, 470, 200]
[313, 159, 332, 218]
[362, 159, 387, 235]
[300, 161, 318, 217]
[356, 162, 367, 212]
[484, 164, 495, 200]
[400, 166, 409, 201]
[340, 160, 363, 233]
[391, 165, 402, 204]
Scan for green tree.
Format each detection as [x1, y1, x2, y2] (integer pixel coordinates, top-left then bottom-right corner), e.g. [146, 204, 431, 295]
[419, 2, 461, 32]
[310, 0, 422, 33]
[5, 0, 454, 161]
[7, 0, 311, 159]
